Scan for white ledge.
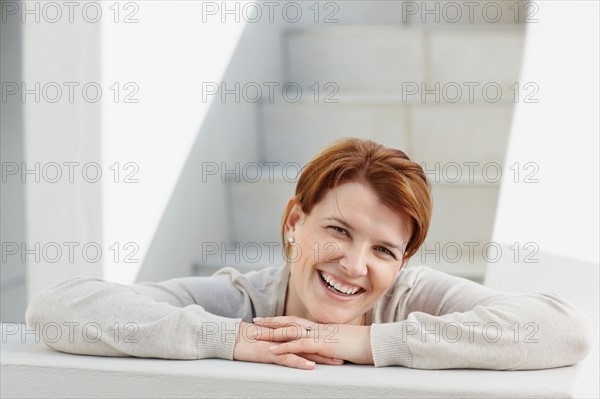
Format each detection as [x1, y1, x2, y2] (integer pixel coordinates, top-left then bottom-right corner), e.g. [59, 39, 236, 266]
[1, 323, 597, 399]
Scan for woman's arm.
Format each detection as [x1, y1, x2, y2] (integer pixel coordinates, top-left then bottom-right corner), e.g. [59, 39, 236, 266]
[25, 274, 245, 360]
[255, 266, 594, 370]
[26, 268, 342, 369]
[370, 266, 595, 369]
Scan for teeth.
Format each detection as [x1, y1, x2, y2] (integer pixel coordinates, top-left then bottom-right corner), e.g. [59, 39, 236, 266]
[320, 271, 360, 295]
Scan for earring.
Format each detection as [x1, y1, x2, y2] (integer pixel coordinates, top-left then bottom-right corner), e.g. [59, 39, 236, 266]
[287, 236, 294, 244]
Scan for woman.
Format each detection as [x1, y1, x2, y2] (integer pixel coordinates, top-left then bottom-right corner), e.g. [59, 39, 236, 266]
[26, 138, 593, 370]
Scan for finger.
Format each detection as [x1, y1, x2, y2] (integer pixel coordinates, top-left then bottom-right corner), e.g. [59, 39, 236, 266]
[270, 340, 322, 357]
[270, 340, 340, 361]
[238, 324, 287, 345]
[300, 353, 344, 366]
[271, 352, 316, 370]
[244, 340, 314, 370]
[238, 323, 260, 340]
[251, 326, 279, 341]
[252, 318, 287, 330]
[255, 326, 305, 342]
[252, 325, 301, 342]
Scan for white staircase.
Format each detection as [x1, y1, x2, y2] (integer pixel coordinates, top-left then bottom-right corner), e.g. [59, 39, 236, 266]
[196, 3, 526, 283]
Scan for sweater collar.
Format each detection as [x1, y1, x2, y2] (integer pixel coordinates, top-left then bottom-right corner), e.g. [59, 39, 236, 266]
[274, 262, 290, 317]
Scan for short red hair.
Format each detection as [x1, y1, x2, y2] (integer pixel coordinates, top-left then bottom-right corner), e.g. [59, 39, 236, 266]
[282, 138, 432, 261]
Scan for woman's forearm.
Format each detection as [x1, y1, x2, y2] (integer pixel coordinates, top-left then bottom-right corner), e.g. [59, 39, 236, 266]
[25, 277, 241, 360]
[370, 292, 594, 369]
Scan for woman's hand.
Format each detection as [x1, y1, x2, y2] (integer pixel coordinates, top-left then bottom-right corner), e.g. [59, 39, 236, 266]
[252, 316, 374, 366]
[232, 321, 344, 370]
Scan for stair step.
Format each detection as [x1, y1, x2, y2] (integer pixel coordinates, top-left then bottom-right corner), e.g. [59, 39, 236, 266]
[286, 27, 425, 93]
[429, 29, 525, 84]
[267, 90, 526, 105]
[427, 184, 498, 246]
[273, 1, 526, 27]
[261, 102, 512, 167]
[260, 101, 409, 165]
[227, 166, 498, 247]
[402, 1, 527, 27]
[228, 170, 295, 245]
[286, 26, 524, 93]
[410, 104, 512, 166]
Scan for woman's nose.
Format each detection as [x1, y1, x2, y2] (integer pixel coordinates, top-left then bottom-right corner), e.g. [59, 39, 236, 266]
[339, 246, 368, 277]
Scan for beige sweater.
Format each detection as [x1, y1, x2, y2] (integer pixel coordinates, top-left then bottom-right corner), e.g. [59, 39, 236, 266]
[25, 264, 594, 369]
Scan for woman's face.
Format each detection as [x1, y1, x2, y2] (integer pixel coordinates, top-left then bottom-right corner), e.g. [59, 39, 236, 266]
[284, 181, 412, 325]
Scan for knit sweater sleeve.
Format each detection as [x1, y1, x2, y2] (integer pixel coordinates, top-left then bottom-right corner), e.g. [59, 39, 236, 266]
[24, 273, 249, 360]
[370, 266, 595, 369]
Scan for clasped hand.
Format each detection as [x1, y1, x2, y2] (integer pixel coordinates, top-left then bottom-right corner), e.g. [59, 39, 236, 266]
[232, 316, 373, 370]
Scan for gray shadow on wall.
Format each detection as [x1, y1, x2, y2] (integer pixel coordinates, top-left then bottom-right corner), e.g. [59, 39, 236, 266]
[1, 5, 26, 322]
[136, 21, 285, 282]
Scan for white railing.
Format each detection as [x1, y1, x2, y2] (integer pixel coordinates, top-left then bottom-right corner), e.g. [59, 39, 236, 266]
[1, 322, 597, 398]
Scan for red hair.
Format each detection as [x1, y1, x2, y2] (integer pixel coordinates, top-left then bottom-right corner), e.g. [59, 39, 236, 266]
[282, 138, 432, 261]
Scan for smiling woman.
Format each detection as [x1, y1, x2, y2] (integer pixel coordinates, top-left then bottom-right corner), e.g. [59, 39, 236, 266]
[280, 140, 429, 330]
[284, 182, 410, 327]
[25, 138, 593, 371]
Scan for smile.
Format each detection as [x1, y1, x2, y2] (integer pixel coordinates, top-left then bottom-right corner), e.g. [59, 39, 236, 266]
[318, 270, 364, 296]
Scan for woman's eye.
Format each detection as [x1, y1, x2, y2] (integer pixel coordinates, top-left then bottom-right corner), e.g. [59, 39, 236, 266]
[328, 226, 349, 237]
[376, 246, 396, 259]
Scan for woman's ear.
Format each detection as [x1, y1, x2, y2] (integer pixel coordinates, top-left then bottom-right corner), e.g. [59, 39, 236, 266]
[284, 200, 304, 237]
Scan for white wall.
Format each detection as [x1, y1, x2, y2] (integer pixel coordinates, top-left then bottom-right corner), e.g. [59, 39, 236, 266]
[101, 1, 247, 283]
[21, 4, 103, 299]
[136, 4, 287, 282]
[17, 1, 270, 300]
[493, 1, 599, 264]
